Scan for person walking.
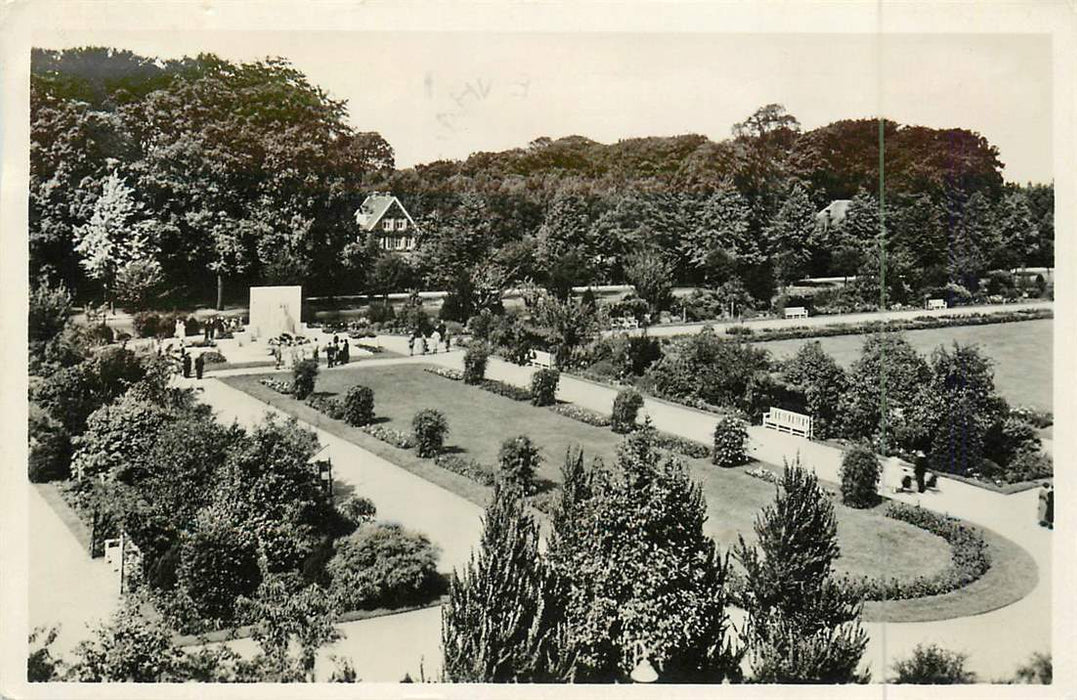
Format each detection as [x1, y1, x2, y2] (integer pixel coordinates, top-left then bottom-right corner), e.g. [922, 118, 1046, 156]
[327, 342, 336, 368]
[408, 335, 416, 356]
[1046, 485, 1054, 530]
[1037, 482, 1050, 527]
[913, 450, 928, 493]
[195, 352, 205, 380]
[182, 351, 192, 379]
[341, 339, 350, 365]
[431, 329, 441, 354]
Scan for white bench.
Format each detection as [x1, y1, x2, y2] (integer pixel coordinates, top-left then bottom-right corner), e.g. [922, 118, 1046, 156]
[530, 350, 556, 369]
[784, 306, 809, 319]
[927, 298, 947, 310]
[762, 407, 813, 439]
[611, 316, 640, 331]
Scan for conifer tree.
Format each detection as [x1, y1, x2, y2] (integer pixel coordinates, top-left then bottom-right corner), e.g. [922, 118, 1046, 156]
[441, 482, 570, 682]
[736, 460, 868, 683]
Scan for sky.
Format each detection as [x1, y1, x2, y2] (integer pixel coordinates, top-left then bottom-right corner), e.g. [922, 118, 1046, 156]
[36, 31, 1053, 183]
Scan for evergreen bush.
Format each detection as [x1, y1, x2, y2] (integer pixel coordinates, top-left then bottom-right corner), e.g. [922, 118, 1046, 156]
[413, 409, 449, 457]
[463, 345, 489, 385]
[497, 436, 541, 494]
[530, 368, 560, 407]
[610, 387, 644, 433]
[291, 358, 319, 400]
[343, 385, 375, 426]
[712, 414, 748, 468]
[839, 445, 881, 508]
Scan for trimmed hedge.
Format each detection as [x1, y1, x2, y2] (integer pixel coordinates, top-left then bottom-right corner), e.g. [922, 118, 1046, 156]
[361, 425, 414, 450]
[412, 409, 449, 457]
[479, 379, 532, 402]
[434, 454, 496, 486]
[548, 403, 611, 427]
[846, 502, 990, 601]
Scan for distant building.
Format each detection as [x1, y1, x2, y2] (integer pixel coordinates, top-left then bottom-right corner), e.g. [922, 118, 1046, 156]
[355, 192, 420, 252]
[816, 199, 852, 232]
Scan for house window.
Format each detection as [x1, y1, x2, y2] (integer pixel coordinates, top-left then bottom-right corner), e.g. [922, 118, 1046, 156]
[396, 219, 407, 231]
[383, 219, 394, 231]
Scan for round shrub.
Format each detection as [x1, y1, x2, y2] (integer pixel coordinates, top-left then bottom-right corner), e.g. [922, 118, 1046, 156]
[291, 358, 319, 400]
[177, 515, 262, 623]
[86, 323, 115, 346]
[412, 408, 449, 458]
[840, 444, 881, 508]
[462, 345, 489, 385]
[712, 413, 748, 468]
[343, 385, 376, 426]
[529, 368, 560, 407]
[338, 495, 378, 527]
[132, 312, 162, 339]
[28, 406, 72, 483]
[891, 644, 976, 684]
[611, 387, 645, 434]
[326, 523, 442, 611]
[497, 435, 541, 493]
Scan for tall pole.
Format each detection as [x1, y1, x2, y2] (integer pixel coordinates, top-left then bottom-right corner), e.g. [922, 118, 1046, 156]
[216, 272, 224, 311]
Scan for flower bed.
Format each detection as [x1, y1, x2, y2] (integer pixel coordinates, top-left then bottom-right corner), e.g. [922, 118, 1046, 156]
[478, 378, 532, 402]
[654, 431, 711, 459]
[260, 378, 292, 394]
[745, 466, 781, 484]
[361, 425, 415, 450]
[424, 366, 464, 381]
[306, 394, 345, 420]
[200, 350, 227, 364]
[845, 502, 990, 601]
[548, 403, 611, 427]
[433, 454, 496, 486]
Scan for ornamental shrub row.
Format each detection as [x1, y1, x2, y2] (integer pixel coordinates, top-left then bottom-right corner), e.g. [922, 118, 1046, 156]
[305, 394, 345, 420]
[260, 377, 293, 394]
[434, 454, 496, 486]
[847, 502, 990, 601]
[479, 379, 532, 402]
[547, 403, 612, 427]
[361, 425, 414, 450]
[653, 431, 711, 459]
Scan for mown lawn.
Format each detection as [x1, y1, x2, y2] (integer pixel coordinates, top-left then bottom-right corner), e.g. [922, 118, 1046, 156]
[224, 364, 952, 589]
[755, 319, 1052, 410]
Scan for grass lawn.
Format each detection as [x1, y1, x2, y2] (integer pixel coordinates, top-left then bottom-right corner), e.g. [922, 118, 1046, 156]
[222, 363, 1035, 623]
[755, 319, 1052, 410]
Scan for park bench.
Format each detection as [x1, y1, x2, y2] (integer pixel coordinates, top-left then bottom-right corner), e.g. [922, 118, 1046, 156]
[530, 350, 556, 369]
[926, 298, 947, 310]
[784, 306, 809, 319]
[611, 316, 640, 331]
[761, 407, 813, 439]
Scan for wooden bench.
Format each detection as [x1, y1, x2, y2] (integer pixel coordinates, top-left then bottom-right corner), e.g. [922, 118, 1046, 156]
[611, 316, 640, 331]
[762, 407, 813, 439]
[530, 350, 556, 369]
[926, 298, 947, 310]
[784, 306, 809, 319]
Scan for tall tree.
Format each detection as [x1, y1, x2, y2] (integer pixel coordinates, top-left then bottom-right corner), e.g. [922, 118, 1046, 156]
[442, 483, 569, 682]
[765, 182, 816, 290]
[948, 191, 992, 291]
[546, 428, 741, 682]
[736, 461, 868, 683]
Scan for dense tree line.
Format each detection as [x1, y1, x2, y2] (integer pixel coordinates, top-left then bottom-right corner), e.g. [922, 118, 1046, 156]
[32, 49, 1052, 314]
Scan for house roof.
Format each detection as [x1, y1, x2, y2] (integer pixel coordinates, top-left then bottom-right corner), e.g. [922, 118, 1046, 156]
[816, 199, 852, 227]
[355, 193, 419, 232]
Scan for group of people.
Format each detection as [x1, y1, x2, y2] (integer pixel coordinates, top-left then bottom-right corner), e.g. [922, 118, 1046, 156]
[326, 335, 351, 367]
[180, 349, 206, 380]
[202, 316, 240, 341]
[1037, 482, 1054, 529]
[408, 323, 451, 356]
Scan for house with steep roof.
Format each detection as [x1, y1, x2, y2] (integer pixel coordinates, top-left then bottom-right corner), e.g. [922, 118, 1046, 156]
[816, 199, 852, 232]
[355, 192, 420, 252]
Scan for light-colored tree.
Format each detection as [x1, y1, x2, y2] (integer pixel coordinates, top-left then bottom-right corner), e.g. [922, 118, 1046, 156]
[73, 172, 155, 301]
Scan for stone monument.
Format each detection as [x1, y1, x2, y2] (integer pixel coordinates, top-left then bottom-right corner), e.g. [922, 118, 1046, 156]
[248, 285, 303, 340]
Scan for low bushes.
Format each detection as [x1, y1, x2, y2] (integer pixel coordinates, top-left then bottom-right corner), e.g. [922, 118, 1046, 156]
[338, 496, 377, 526]
[745, 466, 780, 484]
[611, 388, 644, 434]
[712, 414, 748, 468]
[305, 394, 345, 420]
[200, 350, 227, 364]
[434, 454, 496, 486]
[847, 502, 990, 601]
[361, 424, 414, 450]
[530, 368, 560, 407]
[343, 385, 375, 427]
[133, 312, 162, 339]
[463, 345, 489, 385]
[548, 403, 611, 427]
[479, 379, 532, 402]
[412, 409, 449, 457]
[653, 431, 711, 460]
